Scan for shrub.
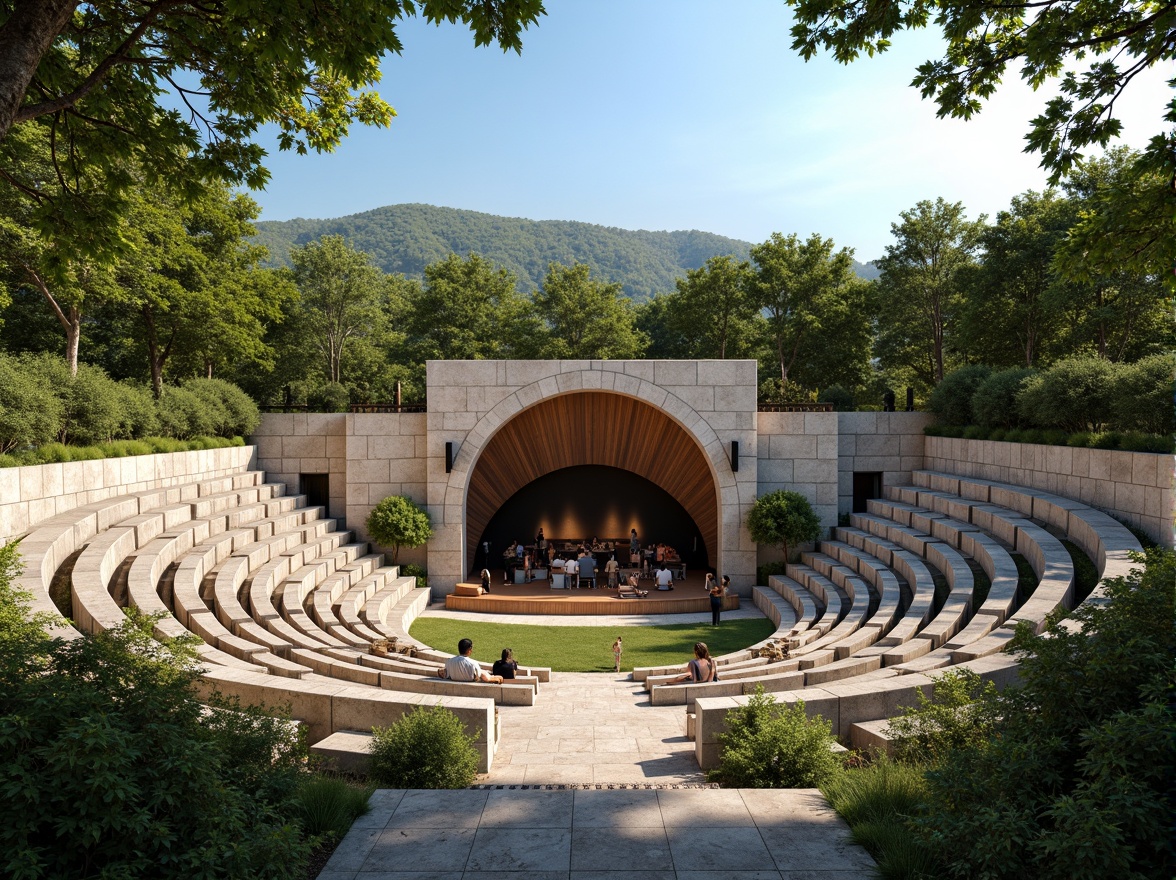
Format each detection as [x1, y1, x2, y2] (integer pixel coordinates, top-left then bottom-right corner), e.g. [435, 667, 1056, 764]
[1090, 430, 1121, 449]
[294, 775, 372, 842]
[366, 495, 433, 564]
[156, 385, 215, 439]
[913, 549, 1175, 880]
[822, 757, 939, 878]
[400, 563, 428, 590]
[0, 569, 312, 880]
[116, 381, 160, 438]
[818, 385, 856, 411]
[971, 367, 1037, 429]
[747, 490, 822, 563]
[184, 378, 261, 438]
[64, 363, 129, 445]
[962, 425, 987, 439]
[708, 689, 841, 788]
[1112, 352, 1175, 435]
[369, 705, 479, 789]
[885, 668, 998, 766]
[0, 352, 62, 454]
[929, 364, 992, 426]
[307, 382, 350, 413]
[756, 561, 788, 586]
[1119, 432, 1174, 454]
[1016, 355, 1119, 432]
[1067, 431, 1094, 447]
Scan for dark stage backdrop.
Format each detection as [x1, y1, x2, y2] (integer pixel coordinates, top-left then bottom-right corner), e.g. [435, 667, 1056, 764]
[474, 465, 709, 573]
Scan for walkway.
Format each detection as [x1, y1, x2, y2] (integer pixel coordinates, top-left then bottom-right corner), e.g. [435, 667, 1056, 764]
[319, 602, 876, 878]
[317, 787, 876, 879]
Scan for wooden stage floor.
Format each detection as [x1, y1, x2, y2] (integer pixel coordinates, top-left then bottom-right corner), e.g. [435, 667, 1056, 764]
[445, 569, 740, 616]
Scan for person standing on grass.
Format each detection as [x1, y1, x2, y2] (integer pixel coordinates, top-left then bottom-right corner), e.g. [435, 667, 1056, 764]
[709, 576, 726, 626]
[612, 636, 623, 673]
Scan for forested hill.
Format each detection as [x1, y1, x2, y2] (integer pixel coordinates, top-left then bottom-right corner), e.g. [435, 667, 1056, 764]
[253, 203, 877, 300]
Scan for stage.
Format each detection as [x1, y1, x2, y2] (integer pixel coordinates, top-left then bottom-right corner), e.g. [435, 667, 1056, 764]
[444, 569, 740, 616]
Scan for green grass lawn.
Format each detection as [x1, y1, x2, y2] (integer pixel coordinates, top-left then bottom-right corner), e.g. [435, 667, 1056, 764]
[408, 617, 776, 673]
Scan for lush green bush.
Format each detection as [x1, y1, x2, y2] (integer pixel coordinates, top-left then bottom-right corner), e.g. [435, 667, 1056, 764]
[928, 364, 991, 426]
[971, 367, 1036, 429]
[747, 490, 822, 563]
[366, 495, 433, 564]
[822, 757, 938, 880]
[156, 385, 215, 439]
[1112, 352, 1175, 435]
[913, 549, 1175, 880]
[0, 352, 62, 454]
[885, 668, 998, 766]
[708, 688, 841, 788]
[116, 380, 161, 439]
[0, 553, 311, 879]
[294, 775, 372, 843]
[1016, 355, 1119, 432]
[756, 561, 788, 586]
[184, 377, 262, 438]
[369, 704, 480, 789]
[400, 562, 428, 590]
[308, 381, 350, 413]
[818, 385, 856, 411]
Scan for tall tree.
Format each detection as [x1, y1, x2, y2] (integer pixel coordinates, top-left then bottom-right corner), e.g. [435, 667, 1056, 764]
[290, 235, 387, 387]
[0, 2, 545, 260]
[748, 232, 863, 386]
[874, 198, 985, 387]
[403, 252, 535, 366]
[958, 190, 1076, 369]
[532, 262, 646, 360]
[668, 256, 760, 359]
[0, 122, 119, 373]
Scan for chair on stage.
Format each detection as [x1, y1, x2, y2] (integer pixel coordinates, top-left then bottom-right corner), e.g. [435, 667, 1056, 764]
[578, 557, 597, 589]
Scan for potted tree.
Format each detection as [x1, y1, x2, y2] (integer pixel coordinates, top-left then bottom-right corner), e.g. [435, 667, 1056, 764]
[747, 490, 822, 565]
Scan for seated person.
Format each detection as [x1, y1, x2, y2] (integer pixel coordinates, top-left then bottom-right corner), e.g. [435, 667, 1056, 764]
[492, 648, 518, 680]
[441, 638, 503, 683]
[667, 642, 717, 684]
[550, 556, 566, 572]
[603, 554, 620, 588]
[655, 563, 675, 590]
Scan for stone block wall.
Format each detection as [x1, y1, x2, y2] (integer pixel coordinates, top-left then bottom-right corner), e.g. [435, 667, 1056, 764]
[253, 414, 348, 521]
[427, 360, 759, 596]
[924, 436, 1174, 548]
[0, 445, 257, 544]
[755, 412, 840, 563]
[837, 412, 934, 515]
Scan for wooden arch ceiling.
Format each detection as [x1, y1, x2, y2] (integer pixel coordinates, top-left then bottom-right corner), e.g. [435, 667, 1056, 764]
[465, 391, 718, 566]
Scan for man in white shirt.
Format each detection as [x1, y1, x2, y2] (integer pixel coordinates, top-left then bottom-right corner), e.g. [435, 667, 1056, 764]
[565, 556, 579, 587]
[655, 563, 675, 591]
[442, 638, 503, 682]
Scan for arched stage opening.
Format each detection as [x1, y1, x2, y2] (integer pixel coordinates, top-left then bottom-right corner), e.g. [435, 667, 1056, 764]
[475, 465, 708, 572]
[463, 391, 719, 575]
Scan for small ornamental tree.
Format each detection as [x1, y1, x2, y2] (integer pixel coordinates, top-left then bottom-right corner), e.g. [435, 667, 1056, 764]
[747, 490, 822, 564]
[366, 495, 433, 564]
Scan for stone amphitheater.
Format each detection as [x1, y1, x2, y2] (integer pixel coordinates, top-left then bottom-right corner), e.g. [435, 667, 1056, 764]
[3, 359, 1170, 878]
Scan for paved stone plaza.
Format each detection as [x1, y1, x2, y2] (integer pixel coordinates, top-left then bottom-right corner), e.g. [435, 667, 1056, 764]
[320, 606, 877, 879]
[319, 786, 875, 879]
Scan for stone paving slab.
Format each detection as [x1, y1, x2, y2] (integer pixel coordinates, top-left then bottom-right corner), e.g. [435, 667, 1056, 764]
[318, 788, 874, 879]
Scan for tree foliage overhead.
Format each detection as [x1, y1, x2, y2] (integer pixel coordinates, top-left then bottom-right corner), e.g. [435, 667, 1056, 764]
[0, 1, 546, 259]
[785, 0, 1175, 180]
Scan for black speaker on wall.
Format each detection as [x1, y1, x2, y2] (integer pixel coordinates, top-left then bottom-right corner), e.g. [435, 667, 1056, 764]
[730, 440, 739, 472]
[445, 442, 453, 473]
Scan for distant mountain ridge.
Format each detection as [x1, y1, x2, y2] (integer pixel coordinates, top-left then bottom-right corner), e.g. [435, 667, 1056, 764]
[252, 203, 878, 300]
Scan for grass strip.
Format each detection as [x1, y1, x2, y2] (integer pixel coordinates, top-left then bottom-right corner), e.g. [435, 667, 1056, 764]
[409, 617, 776, 673]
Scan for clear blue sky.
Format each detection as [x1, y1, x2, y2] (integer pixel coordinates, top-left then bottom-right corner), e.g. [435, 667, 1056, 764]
[247, 0, 1169, 262]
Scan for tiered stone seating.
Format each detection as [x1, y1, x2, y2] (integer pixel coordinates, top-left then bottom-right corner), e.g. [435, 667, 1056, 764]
[689, 468, 1143, 769]
[14, 469, 547, 773]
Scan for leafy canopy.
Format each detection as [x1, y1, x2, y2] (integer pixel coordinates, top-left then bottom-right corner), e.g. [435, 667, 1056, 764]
[785, 0, 1175, 180]
[366, 494, 433, 564]
[747, 490, 822, 563]
[0, 1, 547, 259]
